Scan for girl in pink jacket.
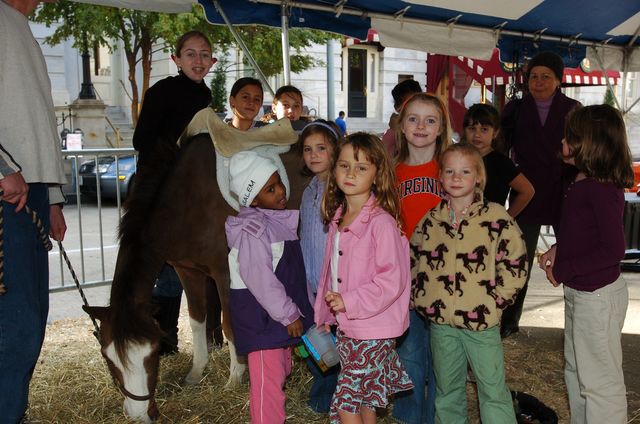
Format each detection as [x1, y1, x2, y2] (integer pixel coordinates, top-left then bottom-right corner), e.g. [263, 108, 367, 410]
[314, 132, 413, 423]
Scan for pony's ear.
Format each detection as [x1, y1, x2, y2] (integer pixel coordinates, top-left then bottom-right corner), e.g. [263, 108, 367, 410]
[83, 305, 110, 322]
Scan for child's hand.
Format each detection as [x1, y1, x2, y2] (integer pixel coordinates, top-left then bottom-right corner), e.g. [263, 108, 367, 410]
[539, 245, 560, 287]
[325, 291, 346, 313]
[317, 323, 332, 333]
[287, 318, 303, 337]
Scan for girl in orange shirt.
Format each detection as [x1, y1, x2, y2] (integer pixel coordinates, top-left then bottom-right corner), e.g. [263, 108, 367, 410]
[393, 93, 451, 424]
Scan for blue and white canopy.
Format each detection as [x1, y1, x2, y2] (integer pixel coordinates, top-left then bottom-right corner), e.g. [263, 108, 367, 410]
[72, 0, 640, 70]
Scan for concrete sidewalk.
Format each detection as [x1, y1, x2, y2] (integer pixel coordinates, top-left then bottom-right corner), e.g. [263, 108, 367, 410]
[48, 263, 640, 335]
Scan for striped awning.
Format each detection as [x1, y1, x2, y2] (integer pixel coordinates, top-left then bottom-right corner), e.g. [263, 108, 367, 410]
[451, 50, 620, 87]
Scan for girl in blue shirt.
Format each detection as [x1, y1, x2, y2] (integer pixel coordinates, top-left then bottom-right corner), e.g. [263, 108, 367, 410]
[298, 119, 341, 413]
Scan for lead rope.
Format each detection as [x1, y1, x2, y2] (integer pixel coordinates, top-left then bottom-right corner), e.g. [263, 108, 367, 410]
[0, 191, 101, 340]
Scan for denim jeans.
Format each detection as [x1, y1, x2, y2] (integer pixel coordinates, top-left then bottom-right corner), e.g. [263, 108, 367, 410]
[0, 184, 50, 424]
[393, 310, 436, 424]
[152, 264, 183, 297]
[305, 356, 339, 413]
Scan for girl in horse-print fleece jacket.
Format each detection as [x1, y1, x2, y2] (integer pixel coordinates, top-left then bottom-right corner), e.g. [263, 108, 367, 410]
[410, 144, 527, 424]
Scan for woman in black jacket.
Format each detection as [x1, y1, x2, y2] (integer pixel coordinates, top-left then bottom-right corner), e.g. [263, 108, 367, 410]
[132, 30, 219, 355]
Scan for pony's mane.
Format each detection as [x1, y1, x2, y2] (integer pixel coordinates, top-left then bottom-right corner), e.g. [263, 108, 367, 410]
[110, 135, 181, 361]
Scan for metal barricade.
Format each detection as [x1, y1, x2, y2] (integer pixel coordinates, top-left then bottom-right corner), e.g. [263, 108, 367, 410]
[50, 148, 137, 292]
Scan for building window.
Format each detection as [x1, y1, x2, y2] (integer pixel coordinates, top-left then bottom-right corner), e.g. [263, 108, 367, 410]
[398, 74, 414, 84]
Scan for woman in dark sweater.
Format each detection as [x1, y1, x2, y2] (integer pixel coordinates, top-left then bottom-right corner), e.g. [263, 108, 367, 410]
[132, 31, 218, 355]
[500, 51, 580, 337]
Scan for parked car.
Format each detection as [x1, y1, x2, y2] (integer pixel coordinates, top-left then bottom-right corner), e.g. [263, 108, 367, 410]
[78, 155, 137, 200]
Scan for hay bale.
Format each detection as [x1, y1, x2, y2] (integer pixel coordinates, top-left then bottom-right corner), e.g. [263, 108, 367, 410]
[28, 316, 640, 423]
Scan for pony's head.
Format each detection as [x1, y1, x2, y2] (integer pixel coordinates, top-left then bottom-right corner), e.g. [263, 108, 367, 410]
[84, 305, 162, 423]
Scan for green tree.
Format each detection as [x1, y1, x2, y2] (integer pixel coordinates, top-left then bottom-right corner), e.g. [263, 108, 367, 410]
[33, 2, 335, 124]
[33, 2, 203, 125]
[210, 57, 228, 113]
[604, 87, 616, 107]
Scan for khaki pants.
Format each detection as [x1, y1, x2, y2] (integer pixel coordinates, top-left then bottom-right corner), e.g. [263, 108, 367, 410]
[564, 277, 628, 424]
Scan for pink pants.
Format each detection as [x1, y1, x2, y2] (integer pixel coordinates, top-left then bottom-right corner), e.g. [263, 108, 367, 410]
[248, 347, 292, 424]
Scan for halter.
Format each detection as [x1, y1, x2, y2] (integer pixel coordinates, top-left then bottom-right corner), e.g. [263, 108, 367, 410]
[103, 353, 155, 402]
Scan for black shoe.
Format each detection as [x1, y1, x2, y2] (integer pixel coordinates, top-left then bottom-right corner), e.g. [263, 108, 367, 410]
[500, 325, 519, 339]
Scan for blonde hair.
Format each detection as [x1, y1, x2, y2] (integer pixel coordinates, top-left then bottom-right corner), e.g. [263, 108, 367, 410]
[322, 132, 402, 227]
[564, 104, 634, 188]
[396, 93, 452, 163]
[440, 143, 487, 191]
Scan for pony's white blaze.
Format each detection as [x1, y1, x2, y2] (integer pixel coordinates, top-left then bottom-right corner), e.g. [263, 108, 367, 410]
[185, 317, 207, 384]
[104, 341, 153, 423]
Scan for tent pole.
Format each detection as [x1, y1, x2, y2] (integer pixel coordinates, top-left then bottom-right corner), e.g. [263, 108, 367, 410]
[621, 24, 640, 114]
[281, 2, 291, 85]
[590, 46, 622, 111]
[213, 0, 275, 96]
[327, 39, 335, 120]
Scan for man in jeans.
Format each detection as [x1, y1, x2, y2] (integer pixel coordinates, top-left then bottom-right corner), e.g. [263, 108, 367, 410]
[0, 0, 67, 422]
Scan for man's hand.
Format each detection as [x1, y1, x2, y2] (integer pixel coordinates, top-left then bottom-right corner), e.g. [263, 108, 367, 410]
[0, 172, 29, 212]
[49, 204, 66, 241]
[287, 318, 303, 337]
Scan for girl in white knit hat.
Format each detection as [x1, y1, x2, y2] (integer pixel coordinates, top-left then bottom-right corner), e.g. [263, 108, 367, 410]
[224, 150, 313, 424]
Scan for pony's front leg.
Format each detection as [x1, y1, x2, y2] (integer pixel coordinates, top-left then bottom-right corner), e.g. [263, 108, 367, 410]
[185, 316, 208, 385]
[224, 340, 247, 389]
[172, 265, 210, 385]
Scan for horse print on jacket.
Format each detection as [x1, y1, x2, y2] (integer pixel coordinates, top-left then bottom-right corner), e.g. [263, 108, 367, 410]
[480, 218, 510, 241]
[455, 304, 490, 330]
[426, 243, 448, 270]
[437, 273, 466, 296]
[418, 299, 447, 323]
[413, 271, 428, 298]
[457, 245, 489, 273]
[478, 276, 504, 300]
[495, 287, 519, 309]
[495, 239, 510, 261]
[456, 219, 469, 239]
[439, 221, 456, 239]
[501, 253, 528, 278]
[418, 216, 433, 241]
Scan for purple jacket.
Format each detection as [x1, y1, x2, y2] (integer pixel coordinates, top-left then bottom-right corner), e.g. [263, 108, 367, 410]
[502, 91, 580, 226]
[225, 207, 313, 355]
[314, 194, 410, 340]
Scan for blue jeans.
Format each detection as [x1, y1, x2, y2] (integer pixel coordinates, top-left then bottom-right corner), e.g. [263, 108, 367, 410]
[0, 184, 50, 424]
[393, 310, 436, 424]
[305, 356, 339, 413]
[152, 264, 183, 297]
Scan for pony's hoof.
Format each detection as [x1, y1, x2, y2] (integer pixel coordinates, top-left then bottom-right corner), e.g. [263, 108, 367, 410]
[184, 372, 204, 385]
[223, 367, 247, 390]
[223, 375, 243, 390]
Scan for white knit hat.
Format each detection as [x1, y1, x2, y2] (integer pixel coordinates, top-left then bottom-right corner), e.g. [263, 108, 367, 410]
[229, 151, 279, 207]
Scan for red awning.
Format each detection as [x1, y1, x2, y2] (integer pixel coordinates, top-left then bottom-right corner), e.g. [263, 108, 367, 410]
[450, 49, 620, 87]
[344, 29, 380, 46]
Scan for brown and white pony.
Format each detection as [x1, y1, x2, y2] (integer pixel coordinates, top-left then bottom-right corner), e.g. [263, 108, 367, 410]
[84, 115, 306, 423]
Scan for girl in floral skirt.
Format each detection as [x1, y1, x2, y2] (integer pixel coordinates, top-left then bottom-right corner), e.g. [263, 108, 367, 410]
[314, 132, 413, 423]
